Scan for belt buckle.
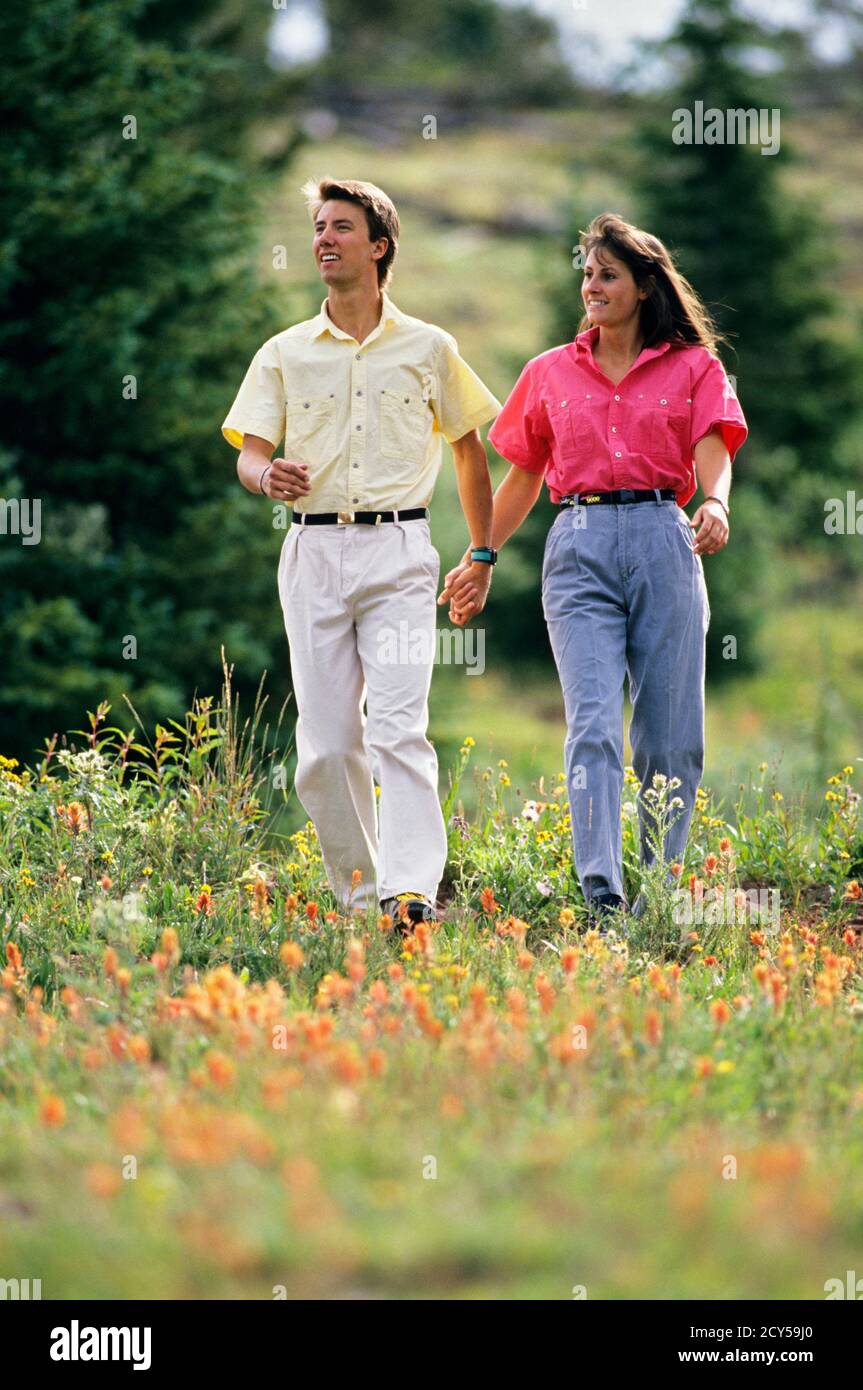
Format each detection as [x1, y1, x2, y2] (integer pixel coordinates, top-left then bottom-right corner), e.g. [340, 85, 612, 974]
[337, 511, 355, 525]
[618, 489, 635, 504]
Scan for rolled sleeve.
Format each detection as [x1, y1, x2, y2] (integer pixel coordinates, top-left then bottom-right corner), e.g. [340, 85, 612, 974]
[221, 338, 285, 451]
[690, 353, 748, 462]
[431, 335, 502, 443]
[487, 359, 550, 475]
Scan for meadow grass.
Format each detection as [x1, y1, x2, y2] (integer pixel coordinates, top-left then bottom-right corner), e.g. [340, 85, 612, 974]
[1, 673, 862, 1299]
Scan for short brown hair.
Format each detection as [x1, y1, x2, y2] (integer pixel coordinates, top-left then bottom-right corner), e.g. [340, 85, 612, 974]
[301, 177, 400, 290]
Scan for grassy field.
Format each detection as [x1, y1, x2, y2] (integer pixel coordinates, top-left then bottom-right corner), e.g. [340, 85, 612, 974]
[1, 686, 862, 1298]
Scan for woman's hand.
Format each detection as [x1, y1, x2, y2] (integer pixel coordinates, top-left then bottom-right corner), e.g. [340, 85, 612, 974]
[438, 559, 492, 627]
[689, 499, 729, 555]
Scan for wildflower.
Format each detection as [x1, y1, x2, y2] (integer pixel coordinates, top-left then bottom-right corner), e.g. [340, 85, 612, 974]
[561, 946, 578, 975]
[710, 998, 732, 1026]
[161, 927, 180, 965]
[99, 874, 113, 891]
[844, 880, 862, 902]
[715, 1059, 735, 1075]
[280, 941, 304, 971]
[377, 913, 394, 933]
[480, 886, 500, 915]
[462, 736, 475, 748]
[116, 968, 132, 994]
[694, 1056, 714, 1078]
[40, 1094, 66, 1127]
[670, 862, 683, 877]
[195, 886, 213, 915]
[103, 947, 118, 978]
[85, 1163, 121, 1199]
[719, 837, 732, 854]
[127, 1035, 151, 1064]
[559, 907, 575, 927]
[205, 1051, 236, 1088]
[440, 1094, 464, 1118]
[703, 854, 719, 877]
[305, 901, 319, 924]
[644, 1008, 662, 1045]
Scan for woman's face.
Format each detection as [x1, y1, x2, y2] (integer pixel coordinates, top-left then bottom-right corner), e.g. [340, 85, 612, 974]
[581, 247, 647, 330]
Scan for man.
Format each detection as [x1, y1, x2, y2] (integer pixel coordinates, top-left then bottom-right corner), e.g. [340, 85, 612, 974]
[222, 177, 501, 925]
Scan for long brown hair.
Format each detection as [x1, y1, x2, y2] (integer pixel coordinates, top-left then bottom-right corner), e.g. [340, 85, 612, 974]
[577, 213, 727, 354]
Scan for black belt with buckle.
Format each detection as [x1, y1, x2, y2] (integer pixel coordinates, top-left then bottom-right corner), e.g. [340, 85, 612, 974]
[559, 488, 677, 507]
[293, 507, 429, 526]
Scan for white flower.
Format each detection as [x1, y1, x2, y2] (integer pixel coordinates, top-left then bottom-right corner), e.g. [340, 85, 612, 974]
[651, 772, 668, 789]
[521, 799, 540, 822]
[56, 748, 109, 785]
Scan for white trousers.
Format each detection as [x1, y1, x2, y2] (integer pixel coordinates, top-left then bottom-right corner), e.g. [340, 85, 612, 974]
[277, 517, 448, 909]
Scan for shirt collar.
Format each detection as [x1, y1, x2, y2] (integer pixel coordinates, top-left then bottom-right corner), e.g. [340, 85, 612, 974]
[573, 323, 672, 365]
[311, 290, 403, 343]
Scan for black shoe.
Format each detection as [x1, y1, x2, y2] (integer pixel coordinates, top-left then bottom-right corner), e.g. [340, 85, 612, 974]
[586, 892, 628, 935]
[379, 892, 437, 928]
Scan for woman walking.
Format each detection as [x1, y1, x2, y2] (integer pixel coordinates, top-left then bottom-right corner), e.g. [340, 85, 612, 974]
[442, 213, 748, 928]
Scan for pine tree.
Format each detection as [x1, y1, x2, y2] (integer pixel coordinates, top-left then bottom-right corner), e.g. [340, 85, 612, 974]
[0, 0, 301, 758]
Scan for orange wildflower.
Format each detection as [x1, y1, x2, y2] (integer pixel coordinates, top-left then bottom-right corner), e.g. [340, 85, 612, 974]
[40, 1094, 66, 1127]
[280, 940, 304, 970]
[205, 1051, 236, 1088]
[480, 886, 500, 914]
[709, 998, 732, 1026]
[644, 1008, 662, 1046]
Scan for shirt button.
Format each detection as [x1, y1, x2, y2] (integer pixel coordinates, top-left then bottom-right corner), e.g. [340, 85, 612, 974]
[660, 398, 668, 405]
[303, 402, 310, 408]
[353, 463, 359, 469]
[356, 424, 362, 430]
[356, 390, 362, 396]
[352, 497, 359, 503]
[611, 426, 617, 433]
[560, 399, 567, 407]
[614, 393, 621, 401]
[615, 451, 622, 458]
[355, 353, 361, 361]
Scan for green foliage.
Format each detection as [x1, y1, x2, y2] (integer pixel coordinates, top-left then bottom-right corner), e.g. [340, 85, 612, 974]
[0, 0, 302, 759]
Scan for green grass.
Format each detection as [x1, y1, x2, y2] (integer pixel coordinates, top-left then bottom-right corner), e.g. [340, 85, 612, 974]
[0, 682, 862, 1298]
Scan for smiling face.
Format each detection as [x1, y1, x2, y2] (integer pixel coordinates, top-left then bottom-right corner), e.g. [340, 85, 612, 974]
[313, 198, 389, 289]
[581, 246, 649, 330]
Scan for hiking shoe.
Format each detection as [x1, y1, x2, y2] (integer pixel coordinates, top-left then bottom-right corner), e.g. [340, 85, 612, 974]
[585, 893, 629, 936]
[379, 892, 437, 928]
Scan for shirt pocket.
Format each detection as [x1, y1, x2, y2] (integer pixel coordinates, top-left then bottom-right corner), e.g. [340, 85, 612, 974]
[285, 392, 336, 466]
[642, 393, 690, 461]
[379, 388, 432, 469]
[544, 397, 593, 463]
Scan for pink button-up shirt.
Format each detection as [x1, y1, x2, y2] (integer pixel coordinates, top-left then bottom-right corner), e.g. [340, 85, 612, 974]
[488, 325, 748, 507]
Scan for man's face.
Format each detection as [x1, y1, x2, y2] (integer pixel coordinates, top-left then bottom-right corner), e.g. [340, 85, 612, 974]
[312, 198, 386, 288]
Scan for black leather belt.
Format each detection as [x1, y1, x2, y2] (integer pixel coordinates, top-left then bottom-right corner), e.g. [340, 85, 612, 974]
[293, 507, 429, 526]
[559, 488, 677, 506]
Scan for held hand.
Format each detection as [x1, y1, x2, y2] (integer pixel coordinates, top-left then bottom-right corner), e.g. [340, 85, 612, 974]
[263, 457, 311, 502]
[438, 560, 492, 627]
[689, 499, 729, 555]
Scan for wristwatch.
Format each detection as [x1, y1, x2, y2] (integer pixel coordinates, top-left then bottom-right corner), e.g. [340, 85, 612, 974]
[470, 547, 498, 565]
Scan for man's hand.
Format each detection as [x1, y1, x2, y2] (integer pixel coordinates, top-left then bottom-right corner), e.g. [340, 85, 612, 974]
[438, 559, 492, 627]
[688, 498, 729, 555]
[262, 457, 311, 502]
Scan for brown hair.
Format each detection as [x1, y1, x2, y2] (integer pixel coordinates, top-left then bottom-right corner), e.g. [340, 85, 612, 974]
[577, 212, 727, 354]
[301, 177, 399, 290]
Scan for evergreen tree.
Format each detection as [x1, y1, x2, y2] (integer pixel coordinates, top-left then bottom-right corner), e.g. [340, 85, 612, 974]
[0, 0, 302, 759]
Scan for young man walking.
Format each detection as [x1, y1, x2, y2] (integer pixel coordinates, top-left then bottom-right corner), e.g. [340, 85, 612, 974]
[222, 178, 501, 924]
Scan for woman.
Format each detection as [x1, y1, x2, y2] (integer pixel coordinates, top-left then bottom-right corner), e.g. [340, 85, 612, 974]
[442, 213, 748, 928]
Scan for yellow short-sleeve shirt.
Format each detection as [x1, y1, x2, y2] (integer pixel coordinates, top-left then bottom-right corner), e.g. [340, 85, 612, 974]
[221, 292, 502, 513]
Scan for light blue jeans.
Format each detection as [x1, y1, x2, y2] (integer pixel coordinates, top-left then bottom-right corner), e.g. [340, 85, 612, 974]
[541, 492, 710, 911]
